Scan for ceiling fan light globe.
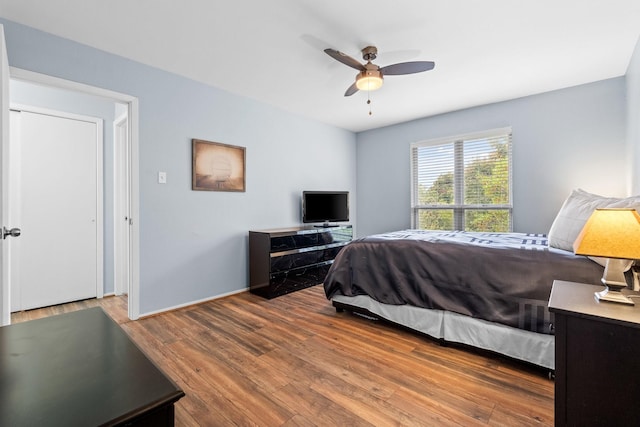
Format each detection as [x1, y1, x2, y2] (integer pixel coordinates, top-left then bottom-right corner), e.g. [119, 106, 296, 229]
[356, 70, 383, 91]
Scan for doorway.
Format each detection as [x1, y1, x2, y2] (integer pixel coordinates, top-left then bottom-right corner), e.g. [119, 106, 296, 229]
[7, 68, 140, 321]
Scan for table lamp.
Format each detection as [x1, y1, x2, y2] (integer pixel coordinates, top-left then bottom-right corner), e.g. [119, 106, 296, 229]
[573, 208, 640, 305]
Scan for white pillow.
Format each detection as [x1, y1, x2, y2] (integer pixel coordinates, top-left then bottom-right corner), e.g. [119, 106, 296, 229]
[548, 189, 640, 252]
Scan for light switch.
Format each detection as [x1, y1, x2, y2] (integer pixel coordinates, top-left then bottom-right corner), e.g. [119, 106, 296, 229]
[158, 171, 167, 184]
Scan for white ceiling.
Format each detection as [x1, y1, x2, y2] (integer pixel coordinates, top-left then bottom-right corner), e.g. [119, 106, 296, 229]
[1, 0, 640, 133]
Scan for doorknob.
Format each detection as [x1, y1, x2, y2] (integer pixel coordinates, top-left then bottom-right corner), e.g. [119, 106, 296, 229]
[3, 227, 21, 239]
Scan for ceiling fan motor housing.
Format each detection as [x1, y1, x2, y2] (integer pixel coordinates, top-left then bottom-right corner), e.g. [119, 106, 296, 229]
[356, 48, 383, 91]
[361, 46, 378, 61]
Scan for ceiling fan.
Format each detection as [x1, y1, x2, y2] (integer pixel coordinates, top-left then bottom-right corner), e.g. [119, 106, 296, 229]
[324, 46, 435, 97]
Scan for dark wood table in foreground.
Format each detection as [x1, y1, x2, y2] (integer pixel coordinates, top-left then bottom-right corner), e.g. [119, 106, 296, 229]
[0, 307, 184, 426]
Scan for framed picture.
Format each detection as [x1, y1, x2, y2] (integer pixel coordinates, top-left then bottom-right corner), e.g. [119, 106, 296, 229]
[192, 139, 246, 192]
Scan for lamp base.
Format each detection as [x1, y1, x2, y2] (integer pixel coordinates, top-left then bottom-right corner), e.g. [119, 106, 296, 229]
[593, 258, 635, 305]
[595, 286, 635, 305]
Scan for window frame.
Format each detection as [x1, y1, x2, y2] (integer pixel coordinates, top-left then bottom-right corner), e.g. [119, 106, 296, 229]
[410, 127, 513, 231]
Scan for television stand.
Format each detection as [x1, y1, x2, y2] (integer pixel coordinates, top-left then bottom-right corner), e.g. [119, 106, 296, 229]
[315, 223, 339, 228]
[249, 225, 352, 298]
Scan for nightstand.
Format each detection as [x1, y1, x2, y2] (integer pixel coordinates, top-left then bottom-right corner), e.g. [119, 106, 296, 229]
[548, 280, 640, 427]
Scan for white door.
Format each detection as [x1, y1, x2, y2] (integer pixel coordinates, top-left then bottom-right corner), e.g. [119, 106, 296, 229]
[10, 108, 103, 311]
[0, 25, 13, 325]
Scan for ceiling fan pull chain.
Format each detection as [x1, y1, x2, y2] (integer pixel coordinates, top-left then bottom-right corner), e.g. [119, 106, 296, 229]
[367, 93, 372, 116]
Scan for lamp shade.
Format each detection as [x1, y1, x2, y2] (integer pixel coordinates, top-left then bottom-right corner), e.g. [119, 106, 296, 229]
[356, 70, 383, 91]
[573, 208, 640, 259]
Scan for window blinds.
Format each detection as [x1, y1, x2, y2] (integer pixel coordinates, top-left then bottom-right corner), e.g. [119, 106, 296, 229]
[411, 128, 512, 232]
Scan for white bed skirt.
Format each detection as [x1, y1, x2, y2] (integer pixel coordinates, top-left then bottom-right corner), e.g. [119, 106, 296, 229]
[331, 294, 555, 370]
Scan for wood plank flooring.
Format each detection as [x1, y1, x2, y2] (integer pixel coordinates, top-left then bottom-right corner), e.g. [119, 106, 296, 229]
[11, 286, 553, 426]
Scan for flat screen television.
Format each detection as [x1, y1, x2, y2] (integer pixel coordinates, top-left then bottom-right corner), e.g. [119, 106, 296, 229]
[302, 191, 349, 226]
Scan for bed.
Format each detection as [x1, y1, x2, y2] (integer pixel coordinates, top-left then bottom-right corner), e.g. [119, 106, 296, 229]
[324, 230, 604, 369]
[323, 189, 640, 370]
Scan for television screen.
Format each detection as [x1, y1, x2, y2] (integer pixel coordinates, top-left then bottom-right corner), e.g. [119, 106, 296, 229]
[302, 191, 349, 224]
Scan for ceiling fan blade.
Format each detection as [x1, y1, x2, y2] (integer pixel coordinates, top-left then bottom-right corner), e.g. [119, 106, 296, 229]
[379, 61, 435, 76]
[344, 82, 359, 97]
[325, 48, 365, 71]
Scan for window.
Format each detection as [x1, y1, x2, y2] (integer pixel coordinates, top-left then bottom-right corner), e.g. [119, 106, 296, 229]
[411, 128, 512, 232]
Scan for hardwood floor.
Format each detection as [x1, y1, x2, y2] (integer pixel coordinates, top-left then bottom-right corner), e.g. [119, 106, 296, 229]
[11, 286, 554, 426]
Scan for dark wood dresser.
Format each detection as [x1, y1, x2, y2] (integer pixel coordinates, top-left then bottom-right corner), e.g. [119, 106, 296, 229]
[549, 280, 640, 427]
[249, 225, 352, 298]
[0, 307, 184, 426]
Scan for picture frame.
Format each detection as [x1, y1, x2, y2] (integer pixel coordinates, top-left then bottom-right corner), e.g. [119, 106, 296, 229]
[192, 139, 246, 192]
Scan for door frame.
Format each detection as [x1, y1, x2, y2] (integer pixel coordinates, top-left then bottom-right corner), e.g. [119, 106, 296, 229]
[113, 112, 130, 297]
[8, 67, 141, 320]
[1, 25, 10, 325]
[9, 105, 105, 309]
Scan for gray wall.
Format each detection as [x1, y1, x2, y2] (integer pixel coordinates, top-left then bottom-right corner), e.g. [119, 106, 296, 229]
[356, 78, 627, 237]
[628, 36, 640, 195]
[1, 19, 357, 315]
[10, 80, 118, 294]
[2, 17, 635, 315]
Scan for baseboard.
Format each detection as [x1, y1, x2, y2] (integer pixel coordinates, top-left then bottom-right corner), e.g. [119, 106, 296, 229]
[138, 287, 249, 318]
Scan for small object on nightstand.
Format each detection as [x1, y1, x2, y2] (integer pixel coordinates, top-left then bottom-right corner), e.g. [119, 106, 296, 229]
[573, 208, 640, 305]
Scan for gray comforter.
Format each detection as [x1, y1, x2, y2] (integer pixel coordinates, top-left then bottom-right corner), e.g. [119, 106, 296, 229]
[324, 230, 605, 334]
